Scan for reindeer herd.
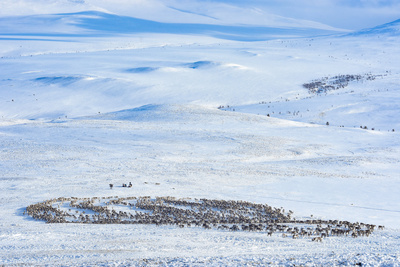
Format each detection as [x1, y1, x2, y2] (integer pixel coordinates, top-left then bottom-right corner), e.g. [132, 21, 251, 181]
[302, 73, 380, 94]
[24, 196, 384, 242]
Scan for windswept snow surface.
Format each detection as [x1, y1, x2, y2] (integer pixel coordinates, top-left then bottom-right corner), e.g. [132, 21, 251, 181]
[1, 2, 400, 266]
[2, 105, 400, 266]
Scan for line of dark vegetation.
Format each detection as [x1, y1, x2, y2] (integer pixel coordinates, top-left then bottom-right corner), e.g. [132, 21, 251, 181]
[24, 196, 384, 242]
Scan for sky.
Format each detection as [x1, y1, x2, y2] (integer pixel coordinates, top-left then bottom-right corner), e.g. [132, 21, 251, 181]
[0, 0, 400, 30]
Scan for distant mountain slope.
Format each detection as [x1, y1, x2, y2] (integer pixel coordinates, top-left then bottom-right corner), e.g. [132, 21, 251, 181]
[0, 11, 346, 41]
[0, 0, 348, 30]
[350, 19, 400, 36]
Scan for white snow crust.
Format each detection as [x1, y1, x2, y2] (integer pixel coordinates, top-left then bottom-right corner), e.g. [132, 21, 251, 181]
[1, 1, 400, 266]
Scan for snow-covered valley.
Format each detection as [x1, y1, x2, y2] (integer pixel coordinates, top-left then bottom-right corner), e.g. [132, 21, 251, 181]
[1, 1, 400, 265]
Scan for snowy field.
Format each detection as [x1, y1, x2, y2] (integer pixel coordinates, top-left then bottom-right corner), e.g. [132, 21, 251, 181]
[1, 1, 400, 266]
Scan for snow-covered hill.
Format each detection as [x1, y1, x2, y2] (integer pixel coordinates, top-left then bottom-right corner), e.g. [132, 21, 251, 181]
[1, 1, 400, 265]
[0, 10, 345, 42]
[351, 19, 400, 37]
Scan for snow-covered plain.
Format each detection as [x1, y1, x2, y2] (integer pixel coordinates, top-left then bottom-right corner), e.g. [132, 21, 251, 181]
[1, 2, 400, 266]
